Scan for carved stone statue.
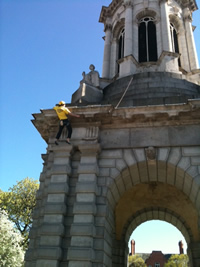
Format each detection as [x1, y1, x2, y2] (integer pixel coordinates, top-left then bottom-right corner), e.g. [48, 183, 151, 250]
[82, 64, 100, 87]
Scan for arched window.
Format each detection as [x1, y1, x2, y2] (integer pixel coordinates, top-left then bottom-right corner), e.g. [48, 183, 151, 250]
[138, 17, 157, 62]
[118, 28, 125, 60]
[170, 23, 180, 66]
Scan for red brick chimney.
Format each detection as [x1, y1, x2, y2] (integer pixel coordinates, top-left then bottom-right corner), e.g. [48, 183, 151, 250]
[178, 240, 184, 254]
[130, 239, 135, 255]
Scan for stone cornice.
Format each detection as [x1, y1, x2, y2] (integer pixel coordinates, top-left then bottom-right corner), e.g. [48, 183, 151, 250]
[99, 0, 123, 23]
[32, 100, 200, 143]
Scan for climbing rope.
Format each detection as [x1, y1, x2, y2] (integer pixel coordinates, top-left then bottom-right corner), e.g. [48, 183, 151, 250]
[109, 75, 134, 113]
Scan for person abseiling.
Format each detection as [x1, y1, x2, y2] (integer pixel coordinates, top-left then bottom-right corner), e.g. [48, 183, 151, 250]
[53, 100, 80, 145]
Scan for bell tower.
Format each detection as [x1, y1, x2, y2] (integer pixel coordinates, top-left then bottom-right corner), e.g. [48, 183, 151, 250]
[99, 0, 199, 81]
[26, 0, 200, 267]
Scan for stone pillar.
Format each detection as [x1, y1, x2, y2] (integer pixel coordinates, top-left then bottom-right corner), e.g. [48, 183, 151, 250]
[156, 21, 162, 57]
[133, 22, 138, 60]
[35, 144, 73, 267]
[160, 0, 172, 52]
[102, 24, 112, 79]
[110, 38, 118, 78]
[67, 143, 101, 267]
[184, 8, 199, 70]
[178, 28, 190, 71]
[124, 0, 133, 57]
[187, 241, 200, 267]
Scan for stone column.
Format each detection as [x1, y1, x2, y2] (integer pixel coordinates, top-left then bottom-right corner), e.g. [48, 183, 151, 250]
[187, 241, 200, 267]
[124, 0, 133, 57]
[184, 8, 199, 70]
[178, 27, 190, 71]
[67, 143, 101, 267]
[102, 24, 112, 79]
[110, 38, 118, 78]
[35, 144, 73, 267]
[160, 0, 172, 52]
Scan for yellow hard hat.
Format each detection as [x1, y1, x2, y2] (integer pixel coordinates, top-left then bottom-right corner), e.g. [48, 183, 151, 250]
[59, 100, 65, 105]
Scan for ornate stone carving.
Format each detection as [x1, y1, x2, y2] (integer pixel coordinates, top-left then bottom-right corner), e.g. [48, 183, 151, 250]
[145, 146, 156, 161]
[81, 64, 100, 87]
[124, 0, 133, 8]
[104, 23, 112, 32]
[83, 126, 99, 141]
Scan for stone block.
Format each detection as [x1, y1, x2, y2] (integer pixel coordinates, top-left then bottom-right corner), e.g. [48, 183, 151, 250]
[80, 156, 97, 164]
[68, 261, 92, 267]
[94, 239, 104, 250]
[51, 165, 71, 175]
[177, 157, 190, 171]
[158, 148, 170, 161]
[100, 149, 123, 159]
[47, 194, 66, 203]
[134, 148, 145, 162]
[40, 224, 64, 236]
[40, 236, 62, 246]
[157, 161, 167, 182]
[183, 174, 193, 195]
[76, 193, 96, 202]
[76, 182, 97, 194]
[36, 260, 59, 267]
[71, 236, 93, 247]
[44, 203, 67, 214]
[70, 224, 95, 236]
[129, 164, 140, 185]
[115, 177, 125, 196]
[73, 202, 96, 214]
[74, 214, 94, 224]
[44, 214, 63, 224]
[78, 174, 97, 182]
[48, 183, 69, 194]
[182, 147, 200, 157]
[123, 149, 136, 166]
[37, 247, 62, 260]
[187, 166, 199, 178]
[116, 159, 127, 172]
[51, 174, 68, 183]
[110, 168, 120, 179]
[67, 248, 94, 261]
[191, 157, 200, 165]
[78, 164, 99, 175]
[99, 158, 116, 168]
[54, 157, 69, 165]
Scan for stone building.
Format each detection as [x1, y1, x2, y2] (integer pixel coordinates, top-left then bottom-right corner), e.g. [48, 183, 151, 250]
[25, 0, 200, 266]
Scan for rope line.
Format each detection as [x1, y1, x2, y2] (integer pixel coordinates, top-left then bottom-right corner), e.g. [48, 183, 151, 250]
[114, 75, 134, 109]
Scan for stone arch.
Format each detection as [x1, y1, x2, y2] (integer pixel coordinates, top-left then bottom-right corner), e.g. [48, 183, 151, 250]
[112, 18, 125, 39]
[104, 147, 200, 266]
[169, 14, 182, 33]
[123, 207, 193, 245]
[136, 9, 157, 22]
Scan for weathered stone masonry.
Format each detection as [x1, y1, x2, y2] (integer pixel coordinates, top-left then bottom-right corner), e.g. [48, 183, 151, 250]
[26, 101, 200, 266]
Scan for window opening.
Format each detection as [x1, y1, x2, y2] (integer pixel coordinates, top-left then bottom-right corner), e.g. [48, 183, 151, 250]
[139, 17, 157, 62]
[118, 28, 125, 60]
[117, 28, 125, 72]
[170, 23, 180, 66]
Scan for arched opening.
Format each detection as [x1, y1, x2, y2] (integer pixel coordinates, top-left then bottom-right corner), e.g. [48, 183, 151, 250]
[105, 157, 200, 267]
[138, 17, 158, 62]
[170, 22, 180, 66]
[118, 28, 125, 72]
[128, 220, 188, 265]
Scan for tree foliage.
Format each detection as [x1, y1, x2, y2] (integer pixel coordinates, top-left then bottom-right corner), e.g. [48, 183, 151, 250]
[128, 255, 147, 267]
[0, 209, 24, 267]
[0, 177, 39, 249]
[164, 254, 189, 267]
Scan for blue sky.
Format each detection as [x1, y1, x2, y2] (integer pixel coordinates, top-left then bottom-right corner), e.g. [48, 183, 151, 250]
[0, 0, 199, 254]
